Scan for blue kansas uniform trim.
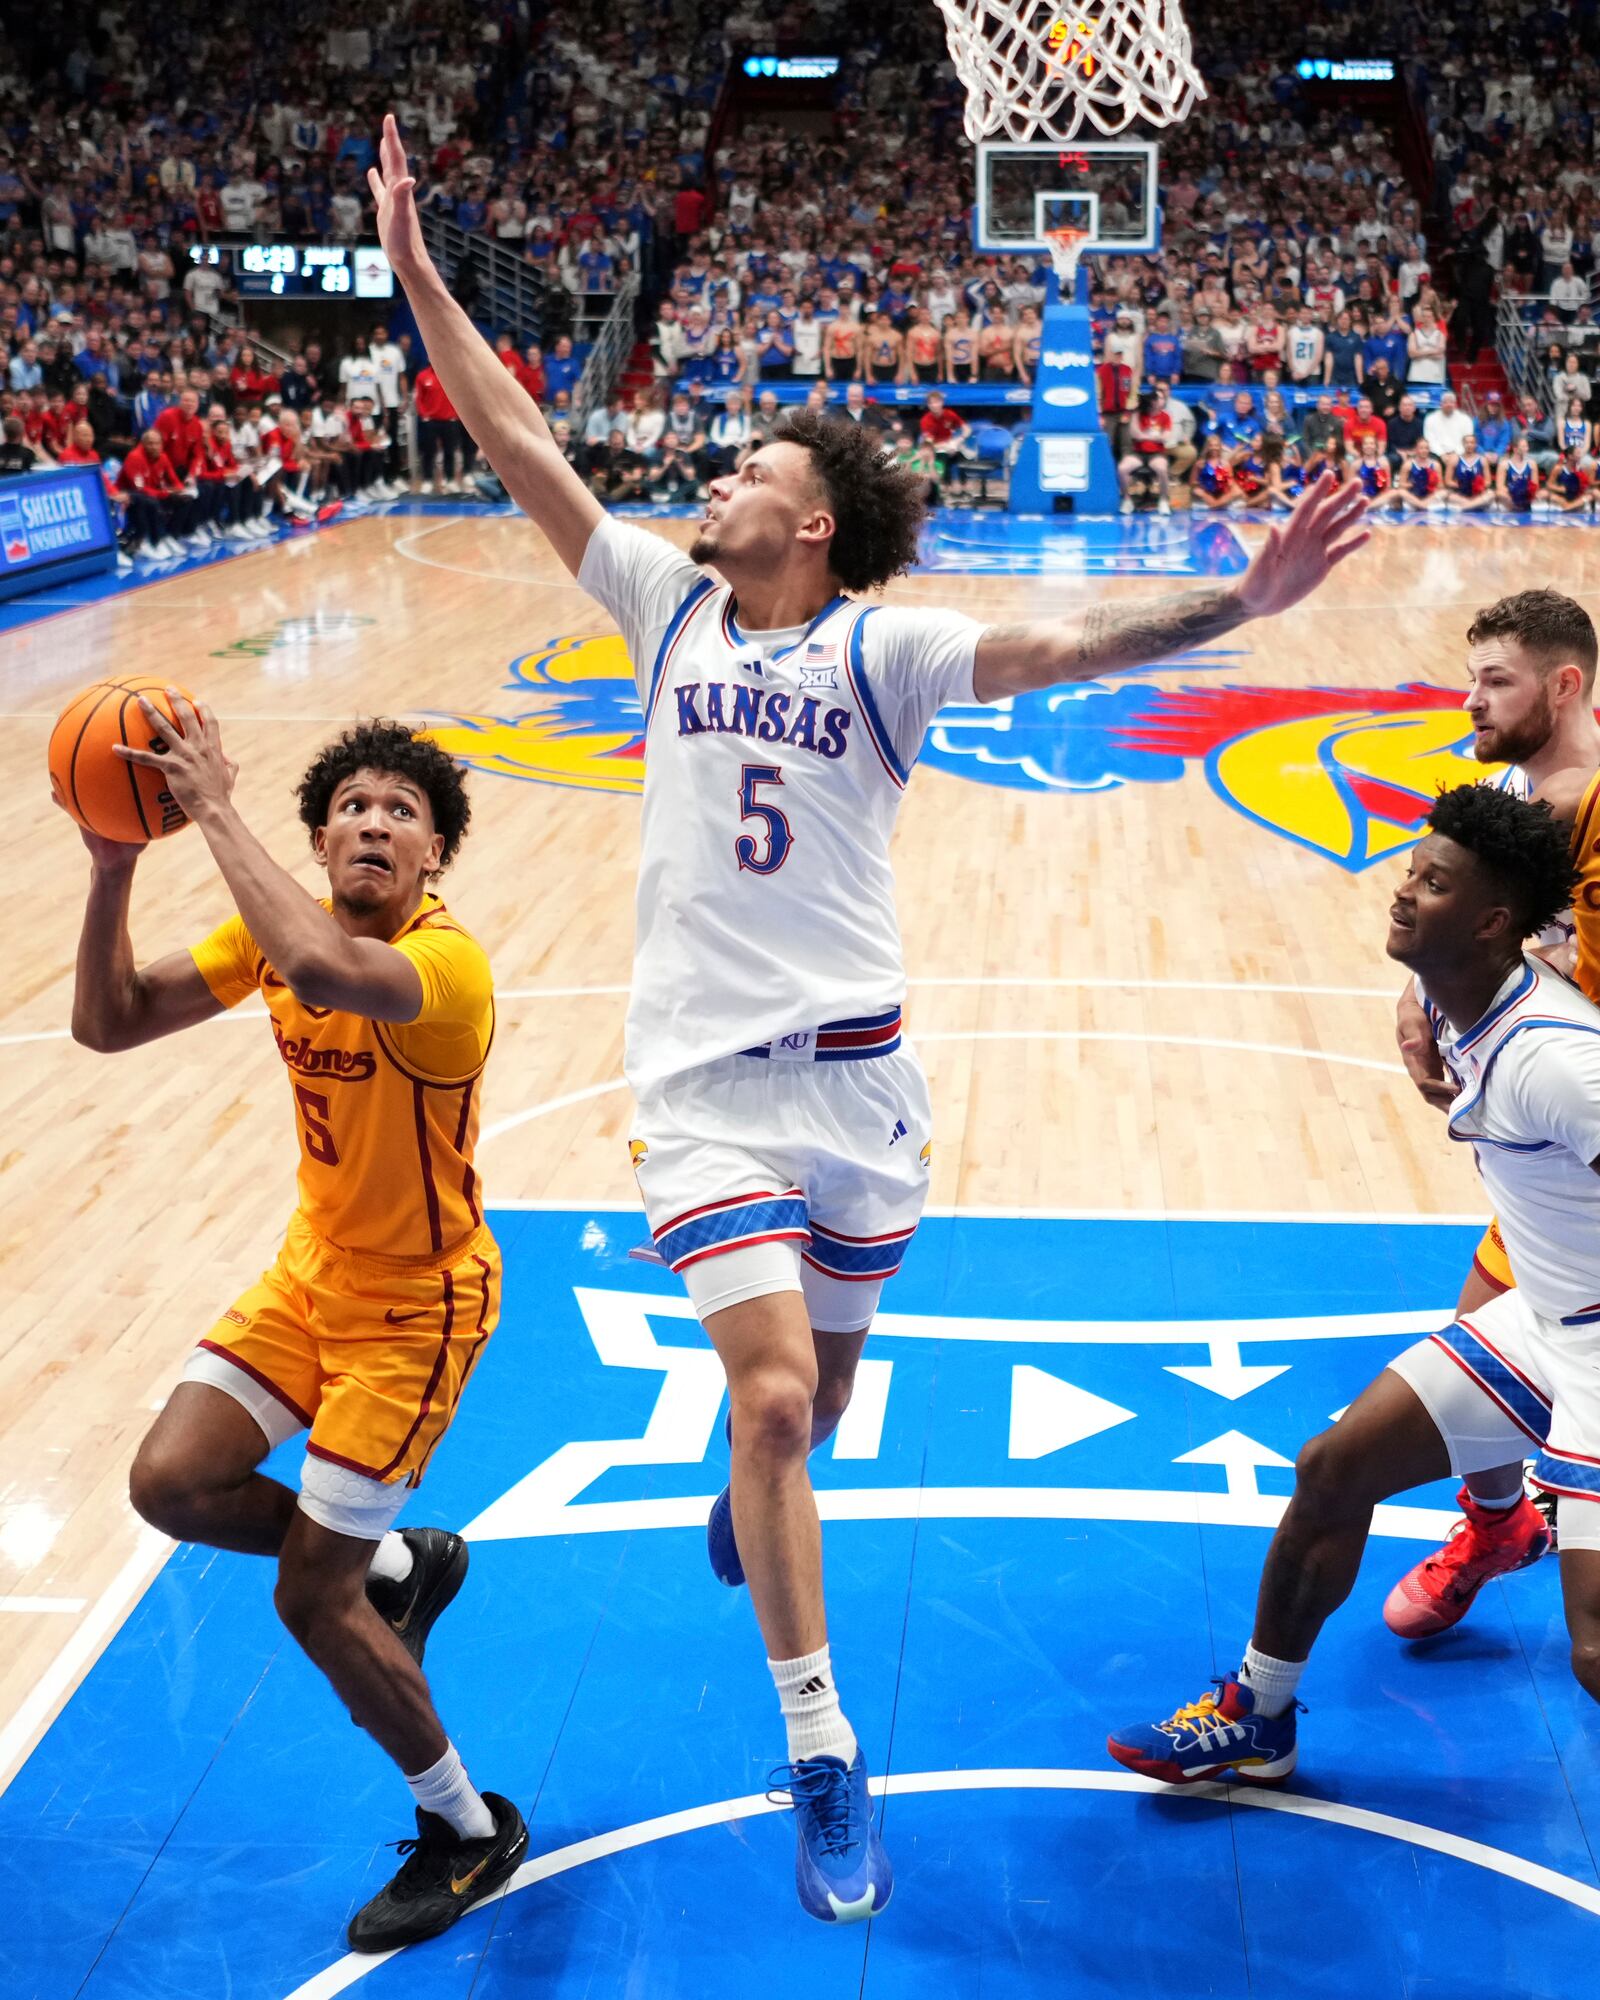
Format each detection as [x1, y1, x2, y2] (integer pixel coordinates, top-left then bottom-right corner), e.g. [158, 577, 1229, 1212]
[846, 607, 909, 788]
[1433, 1321, 1552, 1441]
[804, 1221, 917, 1280]
[647, 577, 715, 726]
[653, 1192, 810, 1271]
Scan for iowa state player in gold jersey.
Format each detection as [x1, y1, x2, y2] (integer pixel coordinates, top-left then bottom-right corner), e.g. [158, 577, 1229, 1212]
[1388, 590, 1600, 1639]
[68, 705, 526, 1955]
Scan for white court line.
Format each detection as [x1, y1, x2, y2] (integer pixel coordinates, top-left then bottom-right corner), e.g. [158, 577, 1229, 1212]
[916, 1028, 1406, 1077]
[485, 1199, 1492, 1223]
[392, 519, 592, 590]
[0, 1596, 86, 1614]
[475, 1031, 1405, 1146]
[473, 1485, 1464, 1543]
[0, 1526, 172, 1797]
[479, 1077, 630, 1143]
[0, 712, 392, 728]
[280, 1766, 1600, 1998]
[0, 975, 1399, 1048]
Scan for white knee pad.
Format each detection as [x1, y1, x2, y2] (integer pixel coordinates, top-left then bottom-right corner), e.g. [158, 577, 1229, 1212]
[298, 1451, 409, 1541]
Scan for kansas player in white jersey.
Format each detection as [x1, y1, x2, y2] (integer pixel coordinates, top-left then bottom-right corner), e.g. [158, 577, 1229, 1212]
[1388, 593, 1600, 1636]
[1109, 784, 1600, 1786]
[369, 114, 1371, 1923]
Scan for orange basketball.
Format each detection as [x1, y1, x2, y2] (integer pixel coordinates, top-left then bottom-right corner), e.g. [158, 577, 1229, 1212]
[48, 677, 197, 843]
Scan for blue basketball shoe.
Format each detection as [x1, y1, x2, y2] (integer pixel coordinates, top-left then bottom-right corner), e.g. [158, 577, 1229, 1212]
[708, 1408, 744, 1586]
[770, 1748, 893, 1923]
[1107, 1673, 1300, 1785]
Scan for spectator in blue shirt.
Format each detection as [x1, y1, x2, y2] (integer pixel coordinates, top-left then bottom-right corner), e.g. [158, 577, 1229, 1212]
[1143, 309, 1183, 386]
[8, 339, 41, 392]
[1323, 309, 1363, 387]
[134, 372, 175, 433]
[1363, 311, 1410, 382]
[543, 336, 582, 399]
[1215, 389, 1263, 450]
[74, 330, 113, 388]
[577, 244, 614, 289]
[335, 131, 376, 177]
[1476, 392, 1515, 457]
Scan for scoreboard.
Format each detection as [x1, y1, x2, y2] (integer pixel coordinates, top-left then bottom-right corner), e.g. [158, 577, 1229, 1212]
[188, 244, 394, 300]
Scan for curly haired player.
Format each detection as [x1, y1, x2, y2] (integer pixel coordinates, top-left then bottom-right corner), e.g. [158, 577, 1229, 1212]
[67, 709, 525, 1954]
[369, 110, 1368, 1923]
[1385, 592, 1600, 1636]
[1108, 784, 1600, 1788]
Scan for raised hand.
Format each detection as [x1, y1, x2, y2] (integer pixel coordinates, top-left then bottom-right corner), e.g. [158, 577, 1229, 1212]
[1235, 471, 1371, 622]
[367, 113, 429, 278]
[1395, 988, 1454, 1113]
[75, 822, 145, 872]
[114, 692, 238, 823]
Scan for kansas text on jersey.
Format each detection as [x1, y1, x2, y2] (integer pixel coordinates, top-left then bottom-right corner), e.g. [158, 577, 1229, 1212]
[579, 516, 981, 1093]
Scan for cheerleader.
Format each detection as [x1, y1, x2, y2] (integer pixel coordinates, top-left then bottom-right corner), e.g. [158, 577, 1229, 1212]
[1398, 439, 1444, 511]
[1354, 434, 1398, 509]
[1191, 434, 1239, 510]
[1262, 436, 1307, 510]
[1496, 436, 1540, 513]
[1443, 431, 1494, 513]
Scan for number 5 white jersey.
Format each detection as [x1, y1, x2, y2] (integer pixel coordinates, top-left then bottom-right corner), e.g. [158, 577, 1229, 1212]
[578, 516, 983, 1094]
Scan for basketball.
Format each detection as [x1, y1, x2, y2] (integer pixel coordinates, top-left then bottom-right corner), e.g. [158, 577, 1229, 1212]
[47, 677, 196, 843]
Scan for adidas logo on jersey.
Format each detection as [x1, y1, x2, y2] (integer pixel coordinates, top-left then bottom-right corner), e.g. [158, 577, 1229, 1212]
[889, 1118, 908, 1145]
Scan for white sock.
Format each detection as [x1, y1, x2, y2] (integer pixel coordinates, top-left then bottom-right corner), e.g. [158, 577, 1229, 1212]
[405, 1741, 495, 1840]
[367, 1531, 414, 1585]
[770, 1644, 858, 1765]
[1466, 1477, 1524, 1513]
[1239, 1643, 1306, 1719]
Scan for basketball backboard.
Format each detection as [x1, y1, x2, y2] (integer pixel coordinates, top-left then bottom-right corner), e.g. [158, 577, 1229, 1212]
[974, 140, 1159, 256]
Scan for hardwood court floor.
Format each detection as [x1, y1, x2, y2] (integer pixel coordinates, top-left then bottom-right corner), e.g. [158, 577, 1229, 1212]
[4, 506, 1598, 1783]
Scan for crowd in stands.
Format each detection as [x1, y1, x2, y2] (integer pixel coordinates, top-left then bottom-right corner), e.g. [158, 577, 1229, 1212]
[0, 317, 431, 560]
[4, 0, 1600, 545]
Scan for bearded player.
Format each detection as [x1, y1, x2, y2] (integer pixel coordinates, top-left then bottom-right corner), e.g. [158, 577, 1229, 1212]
[69, 707, 525, 1952]
[1385, 591, 1600, 1638]
[368, 113, 1368, 1923]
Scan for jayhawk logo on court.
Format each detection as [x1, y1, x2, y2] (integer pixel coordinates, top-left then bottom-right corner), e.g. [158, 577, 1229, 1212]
[422, 633, 648, 796]
[422, 642, 1519, 873]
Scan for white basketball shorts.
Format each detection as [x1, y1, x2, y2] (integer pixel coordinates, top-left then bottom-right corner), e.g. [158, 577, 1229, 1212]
[629, 1009, 933, 1332]
[1388, 1285, 1600, 1549]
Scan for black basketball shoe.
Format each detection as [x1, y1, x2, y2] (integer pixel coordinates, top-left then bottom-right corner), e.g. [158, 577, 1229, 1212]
[347, 1792, 528, 1952]
[366, 1528, 470, 1668]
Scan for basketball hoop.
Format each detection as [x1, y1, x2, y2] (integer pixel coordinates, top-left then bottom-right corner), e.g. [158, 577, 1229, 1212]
[933, 0, 1205, 143]
[1042, 223, 1091, 292]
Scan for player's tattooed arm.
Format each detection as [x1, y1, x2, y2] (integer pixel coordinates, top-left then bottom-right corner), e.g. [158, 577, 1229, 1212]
[973, 587, 1246, 699]
[972, 471, 1370, 702]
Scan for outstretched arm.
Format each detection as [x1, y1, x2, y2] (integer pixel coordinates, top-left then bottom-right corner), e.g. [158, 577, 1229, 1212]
[368, 114, 602, 577]
[971, 472, 1369, 702]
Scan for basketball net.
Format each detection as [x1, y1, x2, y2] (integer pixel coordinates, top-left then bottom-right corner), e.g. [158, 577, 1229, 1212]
[1042, 224, 1090, 294]
[933, 0, 1205, 142]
